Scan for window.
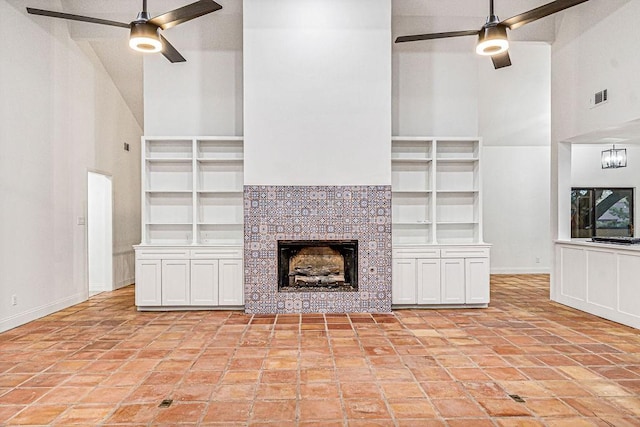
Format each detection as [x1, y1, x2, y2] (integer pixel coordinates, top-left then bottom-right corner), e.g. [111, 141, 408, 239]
[571, 188, 634, 238]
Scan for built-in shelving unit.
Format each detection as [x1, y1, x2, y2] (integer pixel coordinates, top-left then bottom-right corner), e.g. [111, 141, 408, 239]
[136, 137, 244, 310]
[392, 137, 482, 245]
[141, 137, 244, 246]
[391, 137, 489, 308]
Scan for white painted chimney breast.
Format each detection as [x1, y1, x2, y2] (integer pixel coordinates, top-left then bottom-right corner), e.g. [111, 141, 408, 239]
[243, 0, 392, 185]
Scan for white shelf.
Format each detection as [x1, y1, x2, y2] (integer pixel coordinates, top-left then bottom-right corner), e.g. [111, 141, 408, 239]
[436, 223, 479, 244]
[146, 224, 193, 245]
[436, 139, 479, 159]
[197, 190, 244, 194]
[198, 192, 243, 224]
[392, 139, 432, 165]
[146, 192, 193, 224]
[393, 221, 433, 225]
[196, 158, 244, 163]
[436, 190, 479, 194]
[392, 190, 432, 194]
[391, 158, 432, 163]
[392, 137, 482, 245]
[392, 223, 432, 245]
[197, 224, 244, 245]
[197, 161, 243, 193]
[197, 138, 243, 157]
[436, 221, 479, 225]
[145, 139, 193, 159]
[145, 190, 193, 194]
[145, 158, 192, 163]
[146, 161, 193, 192]
[436, 158, 479, 163]
[141, 136, 244, 246]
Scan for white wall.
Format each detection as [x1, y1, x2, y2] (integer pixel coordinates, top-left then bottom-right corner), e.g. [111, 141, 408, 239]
[551, 0, 640, 241]
[144, 49, 244, 136]
[243, 0, 392, 186]
[393, 42, 552, 273]
[480, 43, 551, 273]
[0, 2, 141, 332]
[392, 51, 478, 136]
[551, 1, 640, 143]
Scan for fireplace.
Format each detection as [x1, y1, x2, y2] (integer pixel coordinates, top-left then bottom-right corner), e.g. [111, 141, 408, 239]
[278, 240, 358, 292]
[244, 185, 392, 314]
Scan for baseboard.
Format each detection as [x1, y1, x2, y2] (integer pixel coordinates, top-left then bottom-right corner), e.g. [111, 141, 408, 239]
[114, 277, 134, 290]
[490, 267, 551, 274]
[0, 292, 87, 333]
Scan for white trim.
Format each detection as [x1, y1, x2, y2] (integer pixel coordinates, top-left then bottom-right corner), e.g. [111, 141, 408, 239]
[0, 292, 87, 333]
[490, 268, 551, 274]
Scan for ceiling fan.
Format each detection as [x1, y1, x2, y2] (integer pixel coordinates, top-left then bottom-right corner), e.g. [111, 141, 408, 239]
[395, 0, 590, 69]
[26, 0, 223, 63]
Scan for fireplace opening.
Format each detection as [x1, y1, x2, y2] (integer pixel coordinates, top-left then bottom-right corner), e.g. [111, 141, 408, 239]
[278, 240, 358, 292]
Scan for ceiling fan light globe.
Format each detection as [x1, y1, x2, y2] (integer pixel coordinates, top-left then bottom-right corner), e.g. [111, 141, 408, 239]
[476, 25, 509, 56]
[129, 22, 162, 53]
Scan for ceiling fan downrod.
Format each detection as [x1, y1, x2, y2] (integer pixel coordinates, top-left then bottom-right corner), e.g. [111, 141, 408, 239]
[137, 0, 151, 21]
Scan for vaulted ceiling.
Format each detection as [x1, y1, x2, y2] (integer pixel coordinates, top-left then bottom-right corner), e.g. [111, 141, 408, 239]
[15, 1, 591, 127]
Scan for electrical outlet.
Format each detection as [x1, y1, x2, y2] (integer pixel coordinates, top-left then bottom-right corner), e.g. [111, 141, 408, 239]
[11, 295, 17, 306]
[535, 257, 541, 264]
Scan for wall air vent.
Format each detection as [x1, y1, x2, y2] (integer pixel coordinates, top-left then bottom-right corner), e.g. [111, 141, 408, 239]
[592, 89, 608, 107]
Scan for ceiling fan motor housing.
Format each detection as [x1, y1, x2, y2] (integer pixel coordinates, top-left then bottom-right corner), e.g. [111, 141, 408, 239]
[129, 21, 162, 52]
[476, 23, 509, 56]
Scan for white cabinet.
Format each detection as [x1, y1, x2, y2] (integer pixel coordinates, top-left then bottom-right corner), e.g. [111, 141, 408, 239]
[190, 258, 244, 306]
[136, 136, 244, 310]
[162, 260, 190, 305]
[391, 136, 488, 308]
[135, 259, 162, 306]
[392, 245, 490, 307]
[219, 259, 244, 306]
[465, 258, 490, 304]
[134, 247, 243, 309]
[392, 258, 417, 304]
[191, 259, 219, 305]
[554, 241, 640, 329]
[416, 259, 441, 304]
[440, 258, 466, 304]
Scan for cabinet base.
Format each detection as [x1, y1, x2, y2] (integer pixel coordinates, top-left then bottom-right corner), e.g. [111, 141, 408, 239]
[137, 305, 245, 311]
[392, 303, 488, 310]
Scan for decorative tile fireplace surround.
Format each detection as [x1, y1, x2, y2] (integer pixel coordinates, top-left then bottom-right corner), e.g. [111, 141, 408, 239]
[244, 185, 392, 314]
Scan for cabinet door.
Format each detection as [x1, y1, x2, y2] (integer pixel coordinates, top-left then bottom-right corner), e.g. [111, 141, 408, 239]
[161, 260, 190, 305]
[219, 259, 244, 306]
[465, 258, 490, 304]
[440, 258, 465, 303]
[135, 259, 162, 306]
[392, 258, 417, 304]
[417, 259, 441, 304]
[191, 259, 219, 305]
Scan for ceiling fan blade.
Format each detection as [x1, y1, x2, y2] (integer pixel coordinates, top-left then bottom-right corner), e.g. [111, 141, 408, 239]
[148, 0, 222, 30]
[491, 51, 512, 69]
[395, 30, 479, 43]
[501, 0, 590, 30]
[26, 7, 130, 28]
[160, 35, 186, 63]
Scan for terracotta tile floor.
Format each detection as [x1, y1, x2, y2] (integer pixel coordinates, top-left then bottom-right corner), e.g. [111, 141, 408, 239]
[1, 274, 639, 426]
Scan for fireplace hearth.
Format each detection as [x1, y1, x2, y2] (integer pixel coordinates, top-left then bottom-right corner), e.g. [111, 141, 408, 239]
[278, 240, 358, 292]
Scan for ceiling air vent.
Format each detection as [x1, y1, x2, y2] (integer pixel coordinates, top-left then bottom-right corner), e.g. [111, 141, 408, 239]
[592, 89, 608, 107]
